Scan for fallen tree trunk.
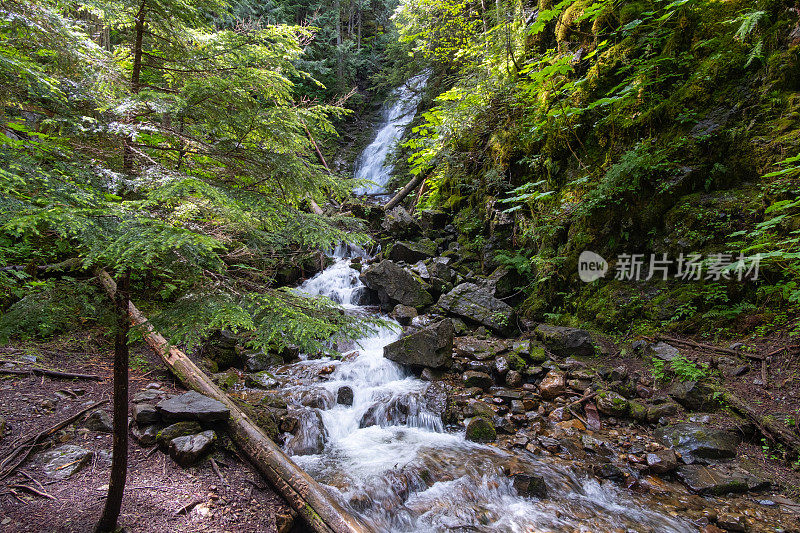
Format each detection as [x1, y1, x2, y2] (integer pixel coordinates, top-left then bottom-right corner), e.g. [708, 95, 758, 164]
[98, 270, 369, 533]
[383, 173, 424, 211]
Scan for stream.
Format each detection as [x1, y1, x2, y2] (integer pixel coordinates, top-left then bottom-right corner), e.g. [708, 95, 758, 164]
[268, 79, 698, 532]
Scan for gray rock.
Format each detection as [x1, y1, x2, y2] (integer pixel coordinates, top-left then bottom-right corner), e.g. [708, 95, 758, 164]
[156, 391, 230, 422]
[361, 260, 433, 309]
[40, 445, 93, 478]
[667, 380, 717, 411]
[654, 423, 740, 464]
[438, 283, 515, 335]
[428, 258, 453, 282]
[132, 389, 167, 404]
[132, 404, 161, 426]
[383, 319, 454, 369]
[644, 341, 680, 361]
[505, 370, 523, 388]
[675, 463, 768, 494]
[169, 430, 216, 466]
[382, 207, 421, 237]
[388, 239, 438, 263]
[157, 421, 203, 448]
[534, 324, 595, 357]
[390, 304, 418, 326]
[512, 473, 547, 498]
[245, 371, 279, 390]
[243, 350, 283, 372]
[84, 410, 113, 432]
[132, 424, 160, 446]
[337, 386, 354, 406]
[463, 371, 494, 390]
[646, 449, 678, 474]
[646, 402, 680, 422]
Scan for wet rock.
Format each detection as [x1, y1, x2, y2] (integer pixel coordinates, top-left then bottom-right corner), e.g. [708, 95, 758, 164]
[716, 512, 748, 532]
[505, 370, 523, 388]
[40, 445, 93, 478]
[512, 473, 547, 498]
[538, 370, 566, 400]
[668, 381, 718, 411]
[645, 341, 681, 361]
[438, 283, 515, 336]
[675, 463, 768, 495]
[534, 324, 595, 357]
[132, 424, 160, 446]
[494, 357, 510, 377]
[169, 430, 216, 466]
[133, 405, 160, 427]
[382, 207, 421, 237]
[298, 388, 336, 410]
[465, 417, 496, 443]
[646, 402, 680, 422]
[246, 371, 279, 389]
[157, 421, 203, 448]
[654, 423, 740, 464]
[285, 409, 328, 456]
[463, 399, 495, 420]
[595, 463, 625, 482]
[243, 350, 283, 372]
[383, 319, 454, 369]
[156, 391, 230, 422]
[463, 371, 493, 390]
[361, 260, 433, 309]
[596, 391, 630, 417]
[420, 368, 445, 381]
[337, 386, 354, 406]
[388, 239, 438, 263]
[84, 409, 113, 432]
[390, 304, 418, 326]
[646, 449, 678, 474]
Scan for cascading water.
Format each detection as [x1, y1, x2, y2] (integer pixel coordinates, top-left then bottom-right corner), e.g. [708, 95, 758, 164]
[276, 247, 696, 532]
[353, 72, 428, 195]
[268, 77, 697, 531]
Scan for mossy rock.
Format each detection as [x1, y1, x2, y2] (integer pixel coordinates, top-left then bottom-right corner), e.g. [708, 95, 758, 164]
[528, 344, 547, 365]
[465, 417, 496, 443]
[596, 390, 630, 417]
[156, 421, 202, 449]
[506, 352, 527, 372]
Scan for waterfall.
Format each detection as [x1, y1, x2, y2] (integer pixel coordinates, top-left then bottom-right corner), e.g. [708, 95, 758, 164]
[353, 72, 428, 195]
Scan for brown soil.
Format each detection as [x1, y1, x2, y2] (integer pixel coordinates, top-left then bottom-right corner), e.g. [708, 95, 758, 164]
[0, 338, 292, 533]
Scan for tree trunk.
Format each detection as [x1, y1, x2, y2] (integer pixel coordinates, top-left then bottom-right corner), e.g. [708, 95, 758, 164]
[357, 6, 361, 50]
[383, 173, 425, 211]
[95, 269, 130, 533]
[98, 271, 369, 533]
[124, 0, 147, 174]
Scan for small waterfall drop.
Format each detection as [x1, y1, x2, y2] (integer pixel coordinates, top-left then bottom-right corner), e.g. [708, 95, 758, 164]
[353, 72, 428, 195]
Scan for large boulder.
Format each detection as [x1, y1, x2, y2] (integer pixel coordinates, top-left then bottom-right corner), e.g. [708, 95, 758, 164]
[644, 341, 681, 361]
[388, 239, 438, 263]
[361, 260, 433, 310]
[534, 324, 595, 357]
[156, 391, 230, 422]
[675, 463, 769, 495]
[654, 423, 740, 464]
[438, 283, 515, 335]
[39, 445, 93, 479]
[382, 207, 421, 237]
[169, 430, 216, 466]
[667, 381, 718, 411]
[284, 409, 328, 456]
[465, 417, 496, 443]
[383, 319, 454, 369]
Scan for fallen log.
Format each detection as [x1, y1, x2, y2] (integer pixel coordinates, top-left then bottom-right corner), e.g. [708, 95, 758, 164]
[98, 270, 369, 533]
[0, 364, 102, 381]
[384, 173, 424, 211]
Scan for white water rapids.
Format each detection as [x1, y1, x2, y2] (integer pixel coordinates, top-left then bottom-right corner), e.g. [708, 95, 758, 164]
[267, 78, 697, 531]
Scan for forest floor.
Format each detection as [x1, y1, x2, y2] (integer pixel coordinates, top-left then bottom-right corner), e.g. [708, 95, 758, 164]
[0, 332, 292, 533]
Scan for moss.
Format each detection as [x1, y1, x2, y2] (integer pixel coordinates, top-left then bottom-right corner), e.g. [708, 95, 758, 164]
[507, 352, 527, 372]
[529, 345, 547, 365]
[465, 417, 496, 443]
